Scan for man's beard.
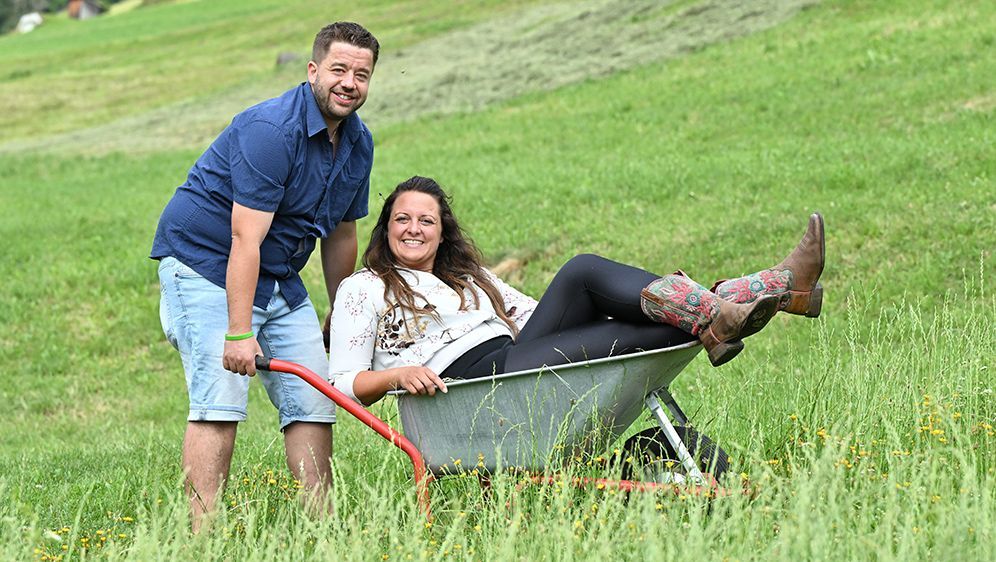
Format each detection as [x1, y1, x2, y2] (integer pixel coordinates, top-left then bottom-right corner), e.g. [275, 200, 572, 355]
[311, 82, 362, 122]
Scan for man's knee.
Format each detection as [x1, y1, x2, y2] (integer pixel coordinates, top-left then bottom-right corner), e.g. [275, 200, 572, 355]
[184, 421, 238, 452]
[284, 422, 332, 455]
[284, 421, 333, 444]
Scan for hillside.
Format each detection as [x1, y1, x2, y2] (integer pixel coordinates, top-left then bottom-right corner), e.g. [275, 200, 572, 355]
[1, 0, 816, 153]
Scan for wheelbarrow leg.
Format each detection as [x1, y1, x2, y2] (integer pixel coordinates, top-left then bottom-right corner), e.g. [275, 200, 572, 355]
[645, 390, 706, 485]
[655, 387, 688, 426]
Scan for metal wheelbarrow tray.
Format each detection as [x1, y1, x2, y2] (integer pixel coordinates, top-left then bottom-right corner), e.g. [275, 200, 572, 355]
[394, 342, 700, 476]
[259, 340, 742, 517]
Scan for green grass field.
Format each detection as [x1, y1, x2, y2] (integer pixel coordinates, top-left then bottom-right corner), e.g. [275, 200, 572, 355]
[1, 0, 993, 560]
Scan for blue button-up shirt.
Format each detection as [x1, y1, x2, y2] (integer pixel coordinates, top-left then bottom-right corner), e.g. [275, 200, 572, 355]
[151, 82, 372, 309]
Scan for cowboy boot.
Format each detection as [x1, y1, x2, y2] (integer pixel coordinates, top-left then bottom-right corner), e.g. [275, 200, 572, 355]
[712, 213, 825, 317]
[641, 272, 779, 367]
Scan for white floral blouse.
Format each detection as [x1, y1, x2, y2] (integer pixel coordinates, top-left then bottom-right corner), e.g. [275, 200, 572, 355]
[328, 267, 537, 401]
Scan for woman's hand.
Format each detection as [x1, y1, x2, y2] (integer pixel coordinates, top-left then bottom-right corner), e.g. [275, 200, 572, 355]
[352, 366, 449, 405]
[390, 366, 448, 396]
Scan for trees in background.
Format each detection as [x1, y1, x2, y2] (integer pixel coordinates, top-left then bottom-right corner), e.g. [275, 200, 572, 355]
[1, 1, 48, 35]
[1, 0, 130, 34]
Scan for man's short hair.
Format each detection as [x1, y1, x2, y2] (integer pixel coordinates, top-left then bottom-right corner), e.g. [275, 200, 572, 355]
[312, 22, 380, 66]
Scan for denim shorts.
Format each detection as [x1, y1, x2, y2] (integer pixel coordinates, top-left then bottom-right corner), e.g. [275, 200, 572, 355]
[157, 256, 334, 428]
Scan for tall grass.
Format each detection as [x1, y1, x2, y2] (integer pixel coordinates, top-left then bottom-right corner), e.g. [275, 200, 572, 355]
[5, 285, 993, 559]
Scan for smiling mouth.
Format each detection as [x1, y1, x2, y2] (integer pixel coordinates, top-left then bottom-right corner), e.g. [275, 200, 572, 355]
[332, 91, 355, 103]
[401, 239, 423, 247]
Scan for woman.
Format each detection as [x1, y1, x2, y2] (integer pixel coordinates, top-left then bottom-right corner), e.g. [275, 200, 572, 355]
[329, 176, 824, 405]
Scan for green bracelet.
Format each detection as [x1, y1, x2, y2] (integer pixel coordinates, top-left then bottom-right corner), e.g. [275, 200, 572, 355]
[225, 331, 254, 341]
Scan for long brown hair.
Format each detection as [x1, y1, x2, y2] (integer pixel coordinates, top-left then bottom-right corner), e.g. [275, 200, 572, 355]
[362, 176, 519, 336]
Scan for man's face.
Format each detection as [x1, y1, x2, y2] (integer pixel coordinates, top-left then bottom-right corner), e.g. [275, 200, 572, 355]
[307, 42, 375, 127]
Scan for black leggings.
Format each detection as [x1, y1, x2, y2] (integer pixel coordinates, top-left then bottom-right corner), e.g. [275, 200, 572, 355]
[441, 254, 694, 379]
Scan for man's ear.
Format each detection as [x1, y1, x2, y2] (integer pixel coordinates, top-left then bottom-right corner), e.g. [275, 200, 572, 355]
[307, 60, 318, 85]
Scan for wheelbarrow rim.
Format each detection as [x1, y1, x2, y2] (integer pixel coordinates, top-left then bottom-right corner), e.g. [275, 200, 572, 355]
[386, 339, 701, 395]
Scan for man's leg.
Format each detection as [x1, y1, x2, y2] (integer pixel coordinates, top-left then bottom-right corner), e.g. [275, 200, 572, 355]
[283, 422, 334, 515]
[182, 421, 238, 533]
[158, 257, 253, 532]
[255, 285, 335, 516]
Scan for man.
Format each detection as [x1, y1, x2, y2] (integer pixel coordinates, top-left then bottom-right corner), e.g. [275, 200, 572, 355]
[150, 22, 379, 531]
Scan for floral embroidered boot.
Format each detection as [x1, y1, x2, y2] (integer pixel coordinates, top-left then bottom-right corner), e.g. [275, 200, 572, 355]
[641, 272, 779, 367]
[712, 213, 825, 318]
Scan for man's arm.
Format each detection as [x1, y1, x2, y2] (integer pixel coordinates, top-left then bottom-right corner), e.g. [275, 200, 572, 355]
[223, 202, 275, 376]
[320, 221, 358, 348]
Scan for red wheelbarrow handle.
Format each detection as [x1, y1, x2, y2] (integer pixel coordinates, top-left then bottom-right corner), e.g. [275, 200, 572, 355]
[255, 356, 433, 518]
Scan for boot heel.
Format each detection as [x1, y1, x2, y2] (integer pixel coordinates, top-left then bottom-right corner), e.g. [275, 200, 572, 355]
[805, 283, 823, 318]
[702, 337, 744, 367]
[739, 296, 779, 339]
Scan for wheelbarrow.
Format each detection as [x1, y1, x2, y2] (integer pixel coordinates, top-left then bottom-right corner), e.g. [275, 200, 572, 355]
[256, 340, 739, 517]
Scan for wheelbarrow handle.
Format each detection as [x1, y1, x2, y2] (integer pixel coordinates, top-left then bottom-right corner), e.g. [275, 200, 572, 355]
[253, 355, 432, 518]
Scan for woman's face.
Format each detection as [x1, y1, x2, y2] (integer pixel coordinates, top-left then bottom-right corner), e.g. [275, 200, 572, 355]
[387, 191, 443, 272]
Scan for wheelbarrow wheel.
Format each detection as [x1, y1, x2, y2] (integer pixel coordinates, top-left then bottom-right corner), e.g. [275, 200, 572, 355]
[620, 426, 730, 484]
